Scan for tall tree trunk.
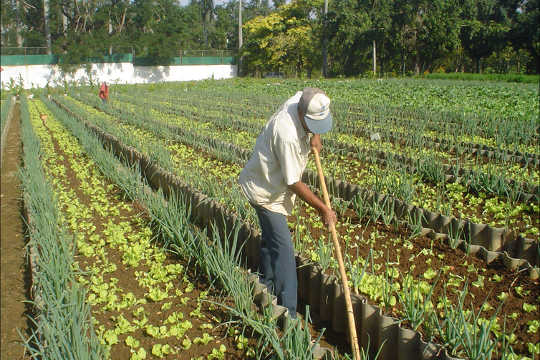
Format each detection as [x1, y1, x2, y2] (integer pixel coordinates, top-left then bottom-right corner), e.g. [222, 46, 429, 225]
[238, 0, 242, 76]
[16, 0, 23, 47]
[380, 39, 384, 74]
[43, 0, 52, 54]
[372, 39, 376, 76]
[321, 0, 328, 77]
[108, 15, 112, 55]
[238, 0, 242, 48]
[61, 5, 67, 35]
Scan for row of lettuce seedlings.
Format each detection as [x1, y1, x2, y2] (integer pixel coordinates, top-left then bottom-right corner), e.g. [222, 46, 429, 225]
[47, 93, 532, 360]
[26, 94, 336, 360]
[60, 92, 539, 276]
[19, 95, 107, 358]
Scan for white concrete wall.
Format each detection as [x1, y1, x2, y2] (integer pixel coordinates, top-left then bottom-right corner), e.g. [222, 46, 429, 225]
[0, 62, 237, 89]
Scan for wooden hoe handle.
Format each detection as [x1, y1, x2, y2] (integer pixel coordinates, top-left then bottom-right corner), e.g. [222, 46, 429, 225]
[312, 147, 361, 360]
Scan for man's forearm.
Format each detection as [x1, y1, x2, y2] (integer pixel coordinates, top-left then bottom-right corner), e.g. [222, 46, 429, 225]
[288, 181, 326, 213]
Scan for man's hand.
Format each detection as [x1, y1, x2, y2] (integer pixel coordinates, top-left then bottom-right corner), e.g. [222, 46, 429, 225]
[310, 134, 322, 154]
[288, 181, 337, 228]
[319, 206, 337, 228]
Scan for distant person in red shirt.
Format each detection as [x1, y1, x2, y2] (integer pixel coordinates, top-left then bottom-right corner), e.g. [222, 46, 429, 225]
[99, 82, 109, 103]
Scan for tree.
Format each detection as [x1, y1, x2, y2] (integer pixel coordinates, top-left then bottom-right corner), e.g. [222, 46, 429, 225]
[366, 0, 393, 75]
[326, 0, 371, 76]
[212, 2, 238, 49]
[132, 0, 192, 60]
[459, 0, 511, 73]
[511, 0, 539, 73]
[415, 0, 462, 72]
[242, 0, 324, 77]
[0, 0, 17, 47]
[199, 0, 214, 47]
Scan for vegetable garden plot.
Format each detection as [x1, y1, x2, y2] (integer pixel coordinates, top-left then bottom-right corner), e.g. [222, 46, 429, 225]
[20, 96, 107, 359]
[126, 86, 539, 173]
[52, 95, 257, 226]
[47, 94, 539, 359]
[89, 86, 538, 197]
[26, 99, 260, 359]
[110, 79, 539, 155]
[38, 96, 343, 360]
[105, 88, 539, 168]
[112, 90, 539, 199]
[55, 93, 539, 278]
[290, 206, 539, 358]
[52, 93, 539, 272]
[67, 91, 539, 244]
[102, 91, 539, 200]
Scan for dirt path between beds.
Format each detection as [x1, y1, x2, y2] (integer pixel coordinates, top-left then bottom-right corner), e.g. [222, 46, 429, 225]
[1, 103, 30, 360]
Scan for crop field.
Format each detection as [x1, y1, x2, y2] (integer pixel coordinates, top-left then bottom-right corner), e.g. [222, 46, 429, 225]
[13, 78, 539, 360]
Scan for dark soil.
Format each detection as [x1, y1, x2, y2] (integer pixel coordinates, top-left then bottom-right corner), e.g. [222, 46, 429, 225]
[1, 104, 31, 360]
[289, 203, 539, 357]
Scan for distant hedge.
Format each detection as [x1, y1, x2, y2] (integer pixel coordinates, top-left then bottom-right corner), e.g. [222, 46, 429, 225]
[422, 73, 539, 83]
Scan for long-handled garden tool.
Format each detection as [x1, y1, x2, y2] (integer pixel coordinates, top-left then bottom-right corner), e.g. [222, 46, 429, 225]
[312, 146, 361, 360]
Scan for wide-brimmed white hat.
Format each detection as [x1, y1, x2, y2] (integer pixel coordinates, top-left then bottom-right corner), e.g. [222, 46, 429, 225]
[298, 87, 332, 134]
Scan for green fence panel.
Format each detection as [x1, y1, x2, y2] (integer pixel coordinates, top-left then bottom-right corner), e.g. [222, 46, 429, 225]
[133, 57, 180, 66]
[1, 54, 58, 66]
[2, 53, 235, 66]
[181, 56, 220, 65]
[180, 56, 235, 65]
[1, 53, 133, 66]
[133, 56, 236, 66]
[84, 53, 133, 63]
[222, 56, 236, 65]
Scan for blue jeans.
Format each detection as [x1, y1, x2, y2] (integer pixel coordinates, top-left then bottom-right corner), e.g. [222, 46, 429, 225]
[252, 204, 297, 318]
